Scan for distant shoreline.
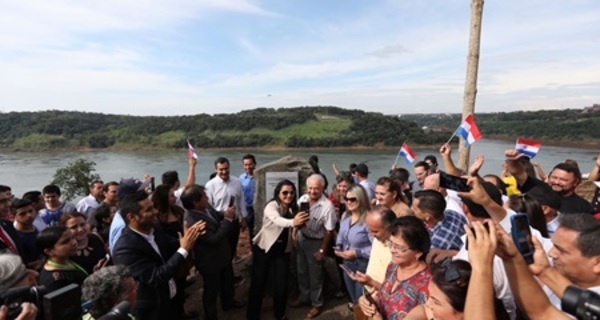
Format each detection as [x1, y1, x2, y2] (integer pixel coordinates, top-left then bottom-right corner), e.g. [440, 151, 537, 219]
[2, 136, 599, 153]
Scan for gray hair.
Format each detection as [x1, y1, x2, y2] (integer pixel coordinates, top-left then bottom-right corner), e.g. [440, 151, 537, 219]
[82, 265, 133, 318]
[306, 173, 325, 188]
[558, 214, 600, 257]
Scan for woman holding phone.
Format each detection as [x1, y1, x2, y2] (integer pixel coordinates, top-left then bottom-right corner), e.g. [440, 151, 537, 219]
[335, 184, 373, 309]
[246, 179, 309, 320]
[358, 216, 431, 320]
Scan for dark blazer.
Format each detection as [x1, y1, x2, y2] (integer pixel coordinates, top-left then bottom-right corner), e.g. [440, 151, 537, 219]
[0, 220, 25, 257]
[112, 226, 183, 320]
[184, 206, 232, 274]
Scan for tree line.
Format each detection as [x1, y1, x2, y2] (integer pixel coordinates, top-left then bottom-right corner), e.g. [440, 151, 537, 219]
[1, 106, 597, 150]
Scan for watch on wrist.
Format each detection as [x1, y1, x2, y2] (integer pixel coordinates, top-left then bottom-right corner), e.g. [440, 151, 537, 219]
[318, 249, 324, 253]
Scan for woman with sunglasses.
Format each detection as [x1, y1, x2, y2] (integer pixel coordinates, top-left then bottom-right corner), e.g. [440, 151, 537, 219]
[334, 184, 372, 309]
[36, 225, 88, 292]
[152, 184, 185, 240]
[59, 212, 108, 274]
[247, 179, 309, 320]
[359, 216, 431, 320]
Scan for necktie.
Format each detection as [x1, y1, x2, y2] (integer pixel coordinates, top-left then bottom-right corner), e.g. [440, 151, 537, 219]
[0, 227, 17, 254]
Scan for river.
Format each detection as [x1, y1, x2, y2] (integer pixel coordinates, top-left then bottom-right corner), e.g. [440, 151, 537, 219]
[0, 139, 598, 197]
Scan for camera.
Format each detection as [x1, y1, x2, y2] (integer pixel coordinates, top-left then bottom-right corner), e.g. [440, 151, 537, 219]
[0, 286, 46, 320]
[0, 284, 82, 320]
[562, 286, 600, 320]
[98, 301, 131, 320]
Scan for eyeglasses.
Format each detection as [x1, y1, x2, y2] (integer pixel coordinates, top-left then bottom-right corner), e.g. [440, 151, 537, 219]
[386, 240, 410, 252]
[343, 196, 358, 203]
[440, 259, 467, 287]
[281, 190, 295, 196]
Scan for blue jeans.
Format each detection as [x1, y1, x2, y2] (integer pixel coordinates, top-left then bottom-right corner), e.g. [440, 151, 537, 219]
[342, 259, 368, 303]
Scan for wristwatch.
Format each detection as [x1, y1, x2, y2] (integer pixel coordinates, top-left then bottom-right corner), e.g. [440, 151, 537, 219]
[318, 249, 324, 253]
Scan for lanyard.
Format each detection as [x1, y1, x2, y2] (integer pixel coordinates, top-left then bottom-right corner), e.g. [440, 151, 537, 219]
[47, 259, 89, 276]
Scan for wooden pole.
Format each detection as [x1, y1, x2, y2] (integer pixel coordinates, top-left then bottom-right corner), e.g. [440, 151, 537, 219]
[458, 0, 484, 171]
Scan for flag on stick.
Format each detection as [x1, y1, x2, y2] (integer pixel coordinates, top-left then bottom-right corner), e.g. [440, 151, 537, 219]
[455, 114, 482, 146]
[398, 143, 417, 165]
[515, 138, 541, 158]
[187, 140, 199, 159]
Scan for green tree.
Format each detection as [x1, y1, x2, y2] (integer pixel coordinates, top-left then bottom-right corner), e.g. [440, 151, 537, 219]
[51, 159, 101, 201]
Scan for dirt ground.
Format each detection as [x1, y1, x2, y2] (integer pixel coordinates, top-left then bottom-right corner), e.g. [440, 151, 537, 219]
[183, 229, 354, 320]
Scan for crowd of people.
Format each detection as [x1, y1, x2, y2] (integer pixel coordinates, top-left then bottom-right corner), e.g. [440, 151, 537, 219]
[1, 144, 600, 320]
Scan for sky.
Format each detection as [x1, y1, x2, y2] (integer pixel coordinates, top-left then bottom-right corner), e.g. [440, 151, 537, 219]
[1, 0, 599, 116]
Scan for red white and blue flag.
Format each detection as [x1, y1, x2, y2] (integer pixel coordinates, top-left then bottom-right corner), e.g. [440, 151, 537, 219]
[456, 114, 482, 146]
[515, 138, 541, 158]
[398, 143, 417, 164]
[187, 140, 198, 159]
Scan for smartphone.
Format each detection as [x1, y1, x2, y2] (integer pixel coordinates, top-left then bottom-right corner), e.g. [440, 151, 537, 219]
[439, 171, 470, 192]
[511, 214, 535, 264]
[363, 288, 382, 315]
[229, 196, 235, 207]
[339, 264, 354, 276]
[300, 202, 309, 213]
[465, 222, 489, 250]
[150, 177, 155, 192]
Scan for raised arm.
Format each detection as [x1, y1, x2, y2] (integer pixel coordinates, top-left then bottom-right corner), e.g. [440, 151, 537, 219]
[182, 157, 197, 190]
[494, 223, 569, 320]
[588, 154, 600, 181]
[440, 143, 462, 176]
[464, 221, 496, 320]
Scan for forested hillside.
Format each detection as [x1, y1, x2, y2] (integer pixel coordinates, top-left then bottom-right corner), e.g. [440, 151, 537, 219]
[0, 106, 447, 150]
[402, 105, 600, 143]
[1, 105, 598, 150]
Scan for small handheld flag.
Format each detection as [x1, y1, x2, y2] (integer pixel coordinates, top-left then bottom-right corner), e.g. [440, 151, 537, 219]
[398, 143, 417, 165]
[455, 114, 482, 147]
[187, 140, 198, 159]
[515, 138, 541, 158]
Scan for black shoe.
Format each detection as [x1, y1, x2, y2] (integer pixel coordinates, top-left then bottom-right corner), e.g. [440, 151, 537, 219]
[222, 299, 246, 310]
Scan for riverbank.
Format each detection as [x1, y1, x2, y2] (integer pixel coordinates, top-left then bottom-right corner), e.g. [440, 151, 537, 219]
[3, 137, 599, 154]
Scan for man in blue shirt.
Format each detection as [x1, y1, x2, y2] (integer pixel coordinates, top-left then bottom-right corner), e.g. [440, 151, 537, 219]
[240, 154, 256, 241]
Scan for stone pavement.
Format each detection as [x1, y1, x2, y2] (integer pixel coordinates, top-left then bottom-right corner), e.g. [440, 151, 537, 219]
[183, 230, 355, 320]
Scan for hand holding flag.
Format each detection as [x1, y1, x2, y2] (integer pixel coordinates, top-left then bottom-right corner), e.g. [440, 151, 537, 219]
[515, 138, 541, 158]
[187, 140, 199, 159]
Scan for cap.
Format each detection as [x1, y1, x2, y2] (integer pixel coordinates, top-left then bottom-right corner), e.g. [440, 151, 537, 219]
[118, 178, 152, 198]
[0, 254, 27, 292]
[527, 184, 561, 210]
[355, 163, 369, 177]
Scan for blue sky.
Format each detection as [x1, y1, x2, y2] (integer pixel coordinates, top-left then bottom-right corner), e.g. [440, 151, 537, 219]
[0, 0, 599, 116]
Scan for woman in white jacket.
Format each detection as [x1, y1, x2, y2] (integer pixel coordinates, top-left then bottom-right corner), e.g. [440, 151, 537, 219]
[246, 179, 309, 320]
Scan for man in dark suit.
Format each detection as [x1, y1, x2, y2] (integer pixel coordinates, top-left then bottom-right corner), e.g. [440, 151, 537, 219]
[113, 190, 205, 320]
[181, 185, 245, 320]
[0, 189, 24, 257]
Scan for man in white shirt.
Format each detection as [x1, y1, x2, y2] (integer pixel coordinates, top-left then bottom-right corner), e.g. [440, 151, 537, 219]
[76, 180, 104, 220]
[205, 157, 247, 259]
